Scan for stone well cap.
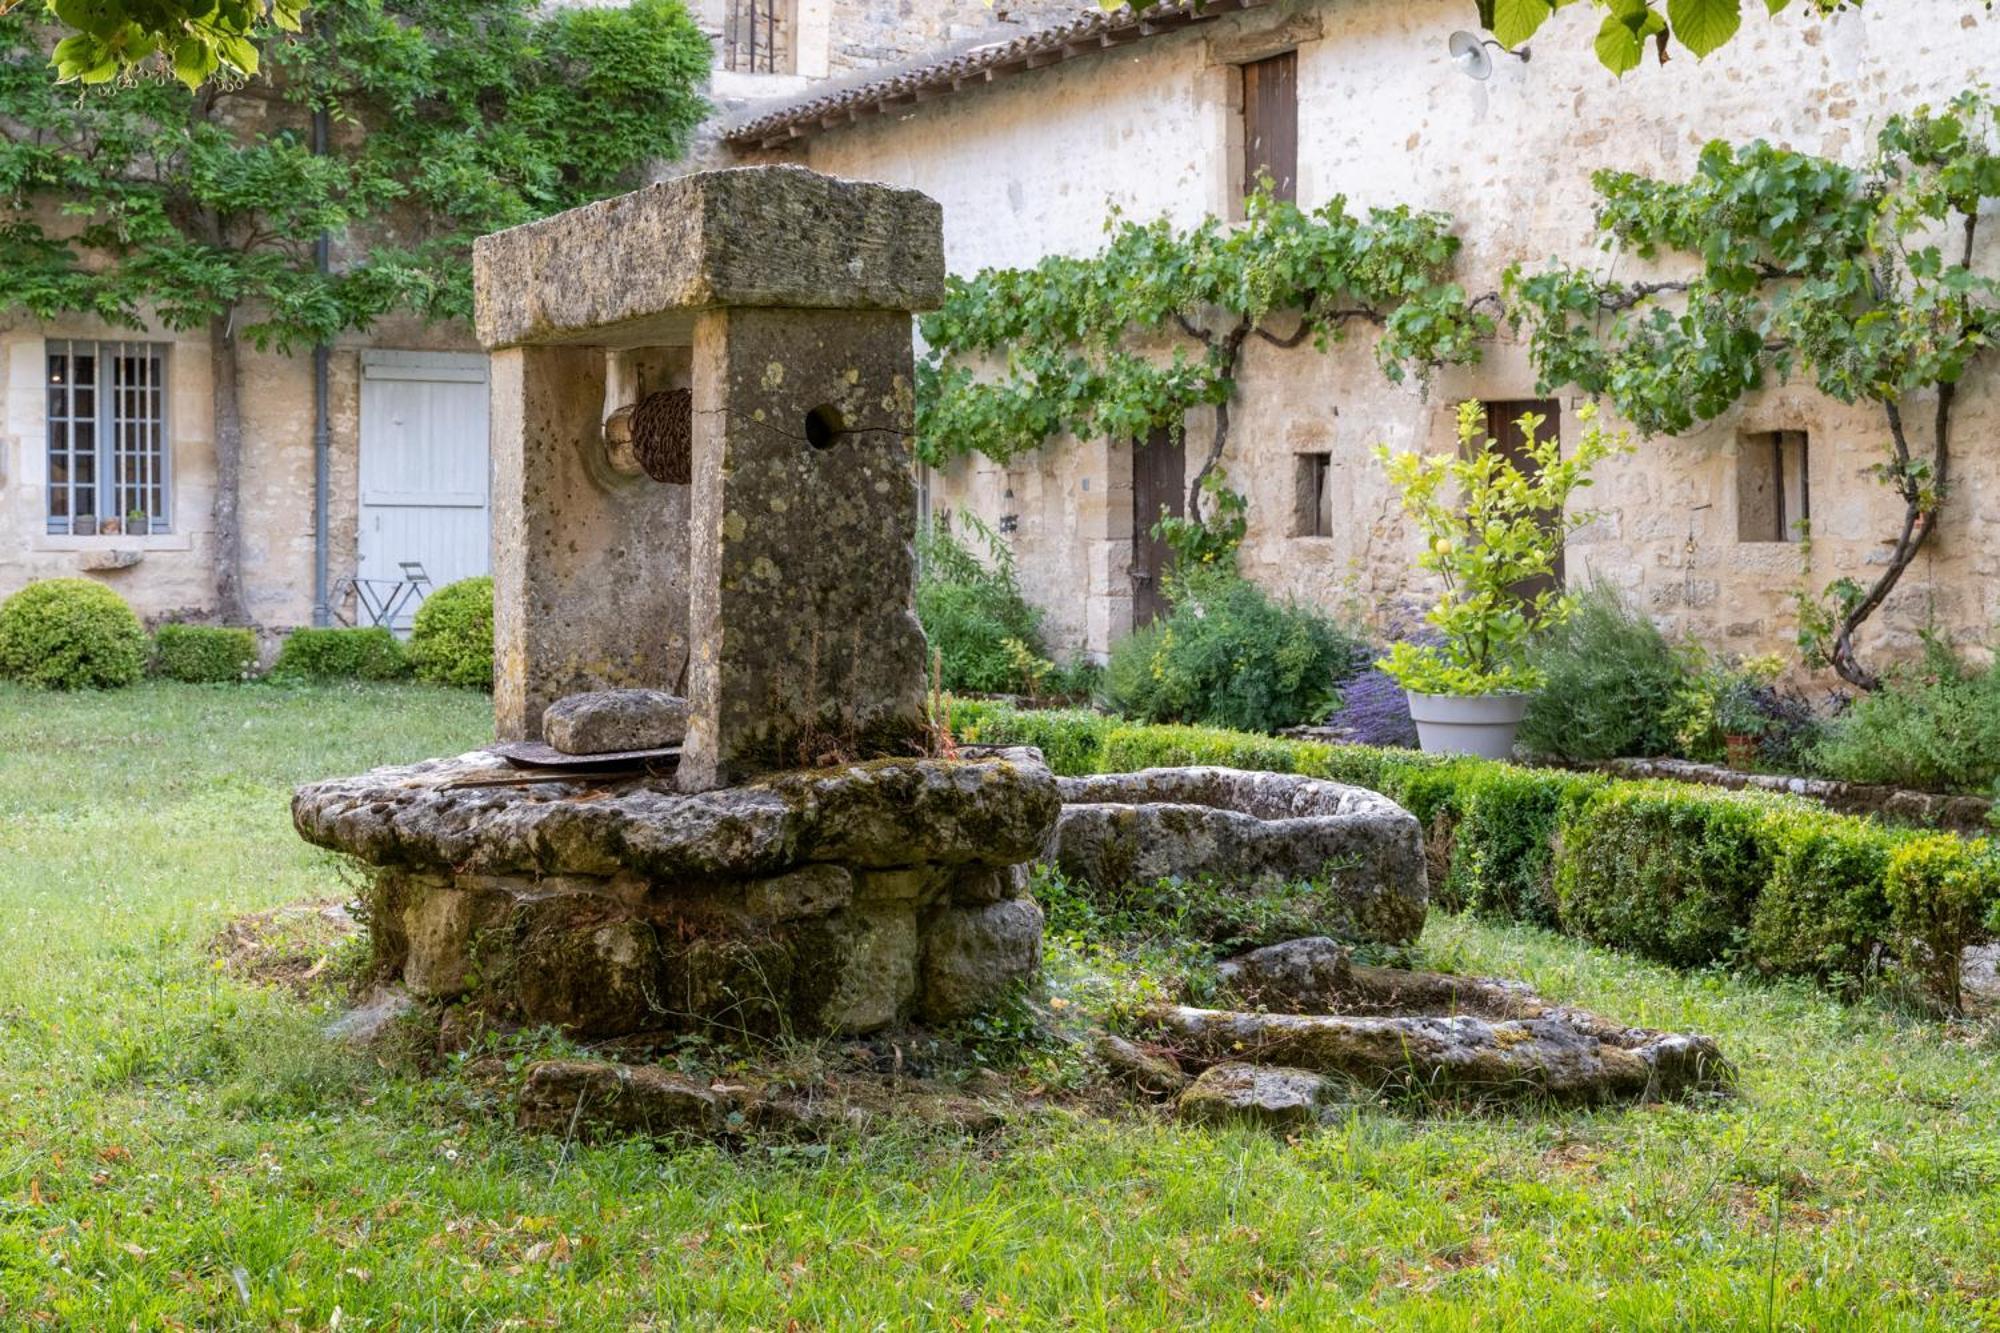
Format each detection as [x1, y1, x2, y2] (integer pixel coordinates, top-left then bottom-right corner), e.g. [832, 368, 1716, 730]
[473, 165, 946, 350]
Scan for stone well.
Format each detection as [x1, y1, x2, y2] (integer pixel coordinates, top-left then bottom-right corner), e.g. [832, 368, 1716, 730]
[1049, 767, 1428, 946]
[294, 747, 1056, 1036]
[295, 166, 1059, 1040]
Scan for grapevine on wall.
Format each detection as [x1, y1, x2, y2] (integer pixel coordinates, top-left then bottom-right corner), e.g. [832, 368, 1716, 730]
[915, 191, 1494, 523]
[1505, 89, 2000, 689]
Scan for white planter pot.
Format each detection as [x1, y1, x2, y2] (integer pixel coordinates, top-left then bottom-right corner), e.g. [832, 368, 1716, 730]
[1406, 691, 1530, 760]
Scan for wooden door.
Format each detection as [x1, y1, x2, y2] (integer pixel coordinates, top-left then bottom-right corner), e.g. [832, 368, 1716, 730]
[1242, 50, 1298, 204]
[1131, 427, 1186, 627]
[359, 350, 491, 629]
[1481, 399, 1564, 606]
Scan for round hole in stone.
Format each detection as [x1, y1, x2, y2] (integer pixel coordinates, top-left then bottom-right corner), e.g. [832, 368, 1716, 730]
[804, 403, 843, 450]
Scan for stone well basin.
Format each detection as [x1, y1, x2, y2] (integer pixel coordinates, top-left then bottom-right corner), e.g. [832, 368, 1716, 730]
[1049, 767, 1428, 946]
[293, 747, 1059, 1039]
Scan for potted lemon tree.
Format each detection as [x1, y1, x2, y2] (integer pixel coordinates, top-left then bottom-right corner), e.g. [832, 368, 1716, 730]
[1375, 400, 1627, 759]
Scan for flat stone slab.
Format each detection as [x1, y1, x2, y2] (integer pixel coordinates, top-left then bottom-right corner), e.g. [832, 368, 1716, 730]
[543, 688, 689, 756]
[1052, 767, 1427, 945]
[474, 166, 946, 349]
[1150, 1004, 1729, 1105]
[1216, 937, 1544, 1018]
[294, 747, 1059, 880]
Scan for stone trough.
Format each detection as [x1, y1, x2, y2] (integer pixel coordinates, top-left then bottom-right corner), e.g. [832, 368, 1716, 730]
[1049, 767, 1428, 945]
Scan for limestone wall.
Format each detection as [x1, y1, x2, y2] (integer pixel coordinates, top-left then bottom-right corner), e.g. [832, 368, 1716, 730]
[0, 312, 478, 629]
[795, 0, 2000, 669]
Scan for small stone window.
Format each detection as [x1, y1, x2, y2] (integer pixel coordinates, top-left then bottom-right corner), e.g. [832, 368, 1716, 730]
[1737, 430, 1809, 542]
[1292, 451, 1331, 538]
[723, 0, 795, 73]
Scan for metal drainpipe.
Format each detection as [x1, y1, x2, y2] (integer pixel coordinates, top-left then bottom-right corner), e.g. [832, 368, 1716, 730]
[310, 103, 333, 627]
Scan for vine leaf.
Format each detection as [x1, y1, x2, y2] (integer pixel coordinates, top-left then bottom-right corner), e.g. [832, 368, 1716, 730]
[1491, 0, 1555, 48]
[1596, 0, 1667, 75]
[1667, 0, 1744, 57]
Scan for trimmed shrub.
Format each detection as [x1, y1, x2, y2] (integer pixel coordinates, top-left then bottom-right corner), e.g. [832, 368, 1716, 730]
[917, 517, 1052, 695]
[272, 627, 409, 682]
[1518, 583, 1688, 761]
[152, 624, 257, 683]
[1554, 784, 1787, 968]
[1747, 814, 1898, 985]
[1449, 765, 1606, 925]
[409, 577, 494, 690]
[1810, 644, 2000, 794]
[1104, 567, 1365, 734]
[1884, 834, 1998, 1013]
[0, 578, 146, 689]
[955, 699, 1988, 1005]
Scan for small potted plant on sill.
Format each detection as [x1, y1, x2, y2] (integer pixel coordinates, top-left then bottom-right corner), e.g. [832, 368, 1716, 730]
[126, 508, 149, 537]
[1375, 399, 1628, 759]
[72, 514, 97, 536]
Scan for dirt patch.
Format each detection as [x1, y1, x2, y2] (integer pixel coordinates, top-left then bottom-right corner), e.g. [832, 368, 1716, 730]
[210, 899, 359, 999]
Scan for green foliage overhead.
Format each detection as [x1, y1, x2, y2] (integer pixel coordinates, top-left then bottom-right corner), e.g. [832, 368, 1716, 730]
[408, 576, 492, 691]
[0, 577, 147, 689]
[36, 0, 304, 88]
[1375, 400, 1628, 696]
[272, 625, 408, 681]
[0, 0, 710, 352]
[917, 190, 1489, 519]
[1103, 565, 1366, 734]
[1506, 90, 2000, 689]
[152, 622, 257, 682]
[1113, 0, 1871, 75]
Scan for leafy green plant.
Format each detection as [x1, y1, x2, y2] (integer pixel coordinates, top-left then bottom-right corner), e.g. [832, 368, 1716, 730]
[918, 515, 1065, 697]
[1507, 90, 2000, 689]
[1376, 400, 1628, 696]
[408, 577, 492, 690]
[152, 623, 257, 683]
[1748, 813, 1898, 987]
[1104, 565, 1365, 734]
[918, 189, 1490, 526]
[1115, 0, 1865, 76]
[1151, 471, 1248, 572]
[1810, 642, 2000, 793]
[0, 578, 146, 689]
[1885, 833, 1998, 1013]
[0, 0, 710, 625]
[1667, 653, 1787, 762]
[1518, 581, 1691, 761]
[272, 626, 408, 682]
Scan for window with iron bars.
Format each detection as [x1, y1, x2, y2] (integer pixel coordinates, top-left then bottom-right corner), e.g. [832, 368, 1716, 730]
[46, 340, 172, 536]
[724, 0, 793, 73]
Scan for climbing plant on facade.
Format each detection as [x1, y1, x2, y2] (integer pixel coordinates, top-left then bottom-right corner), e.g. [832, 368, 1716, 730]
[1505, 89, 2000, 690]
[917, 190, 1491, 524]
[0, 0, 708, 623]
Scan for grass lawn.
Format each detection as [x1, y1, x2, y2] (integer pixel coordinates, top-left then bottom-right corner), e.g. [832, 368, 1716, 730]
[2, 681, 1998, 1329]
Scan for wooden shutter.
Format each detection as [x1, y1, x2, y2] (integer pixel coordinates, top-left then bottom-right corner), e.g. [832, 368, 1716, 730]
[1242, 51, 1298, 204]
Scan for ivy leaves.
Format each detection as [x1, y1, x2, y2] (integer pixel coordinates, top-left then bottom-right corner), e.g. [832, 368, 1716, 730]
[916, 191, 1490, 469]
[0, 0, 710, 347]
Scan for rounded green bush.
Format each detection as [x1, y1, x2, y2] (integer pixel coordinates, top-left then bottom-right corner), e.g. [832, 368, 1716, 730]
[0, 578, 146, 689]
[272, 627, 410, 682]
[409, 576, 494, 690]
[153, 623, 258, 683]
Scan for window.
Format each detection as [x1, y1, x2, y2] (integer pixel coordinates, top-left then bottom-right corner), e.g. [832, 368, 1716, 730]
[1240, 50, 1297, 204]
[1737, 430, 1809, 542]
[724, 0, 793, 73]
[1292, 451, 1331, 537]
[46, 340, 170, 536]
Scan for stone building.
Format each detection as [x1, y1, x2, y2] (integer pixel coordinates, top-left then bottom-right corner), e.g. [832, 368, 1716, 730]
[0, 1, 1085, 631]
[720, 0, 2000, 670]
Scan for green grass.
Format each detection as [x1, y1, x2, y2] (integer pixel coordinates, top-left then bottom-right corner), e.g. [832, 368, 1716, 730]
[2, 683, 1999, 1328]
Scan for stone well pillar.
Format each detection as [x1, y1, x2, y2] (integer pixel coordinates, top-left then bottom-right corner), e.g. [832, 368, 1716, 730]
[473, 167, 945, 766]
